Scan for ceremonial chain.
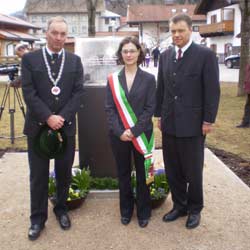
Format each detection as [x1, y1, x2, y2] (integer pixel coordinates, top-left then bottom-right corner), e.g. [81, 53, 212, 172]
[42, 47, 65, 88]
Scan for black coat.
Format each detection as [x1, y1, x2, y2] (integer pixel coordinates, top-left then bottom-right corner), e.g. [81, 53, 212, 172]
[155, 43, 220, 137]
[105, 67, 156, 138]
[21, 49, 84, 137]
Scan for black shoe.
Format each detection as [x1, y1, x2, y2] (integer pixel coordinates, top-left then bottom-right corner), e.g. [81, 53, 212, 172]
[186, 213, 201, 229]
[236, 123, 250, 128]
[28, 224, 44, 241]
[162, 208, 187, 222]
[138, 219, 149, 228]
[121, 217, 131, 225]
[56, 213, 71, 230]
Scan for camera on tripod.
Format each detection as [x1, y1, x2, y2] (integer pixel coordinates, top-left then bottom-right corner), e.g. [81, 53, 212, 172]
[0, 64, 19, 81]
[0, 62, 25, 144]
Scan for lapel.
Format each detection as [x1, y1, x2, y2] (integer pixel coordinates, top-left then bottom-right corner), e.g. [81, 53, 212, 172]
[175, 43, 196, 92]
[165, 47, 176, 81]
[118, 67, 128, 95]
[35, 49, 47, 72]
[175, 42, 195, 71]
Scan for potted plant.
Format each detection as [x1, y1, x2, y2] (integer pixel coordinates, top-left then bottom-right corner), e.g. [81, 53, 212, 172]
[48, 167, 90, 210]
[150, 169, 169, 208]
[132, 168, 169, 209]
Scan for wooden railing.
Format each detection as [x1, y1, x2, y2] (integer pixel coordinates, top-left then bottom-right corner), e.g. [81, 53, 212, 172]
[199, 20, 234, 36]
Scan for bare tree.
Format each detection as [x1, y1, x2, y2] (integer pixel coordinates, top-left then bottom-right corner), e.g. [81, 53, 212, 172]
[238, 0, 250, 96]
[87, 0, 99, 37]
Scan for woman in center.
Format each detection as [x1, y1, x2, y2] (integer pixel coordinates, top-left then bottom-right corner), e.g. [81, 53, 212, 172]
[105, 36, 156, 228]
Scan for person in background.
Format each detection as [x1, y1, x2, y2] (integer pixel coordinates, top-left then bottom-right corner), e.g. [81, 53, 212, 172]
[22, 16, 84, 240]
[145, 51, 151, 67]
[105, 36, 156, 228]
[9, 43, 29, 88]
[15, 43, 29, 58]
[140, 42, 146, 67]
[155, 14, 220, 229]
[236, 63, 250, 128]
[152, 45, 160, 67]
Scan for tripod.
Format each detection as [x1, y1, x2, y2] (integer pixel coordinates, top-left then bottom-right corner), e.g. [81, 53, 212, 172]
[0, 80, 26, 144]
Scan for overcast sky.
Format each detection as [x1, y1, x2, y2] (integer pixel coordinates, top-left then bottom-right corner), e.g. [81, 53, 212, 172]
[0, 0, 26, 14]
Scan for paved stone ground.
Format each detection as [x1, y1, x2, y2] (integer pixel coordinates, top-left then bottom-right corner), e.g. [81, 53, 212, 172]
[0, 149, 250, 250]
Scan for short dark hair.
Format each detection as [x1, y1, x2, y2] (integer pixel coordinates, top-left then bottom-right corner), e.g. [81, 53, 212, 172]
[170, 14, 192, 28]
[116, 36, 144, 65]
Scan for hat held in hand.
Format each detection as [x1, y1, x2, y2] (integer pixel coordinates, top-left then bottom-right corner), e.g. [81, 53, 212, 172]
[34, 125, 67, 159]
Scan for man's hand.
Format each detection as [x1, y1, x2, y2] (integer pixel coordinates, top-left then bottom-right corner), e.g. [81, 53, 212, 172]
[202, 123, 213, 135]
[46, 115, 65, 130]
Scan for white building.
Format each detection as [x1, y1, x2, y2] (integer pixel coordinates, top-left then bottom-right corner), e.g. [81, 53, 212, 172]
[24, 0, 111, 38]
[127, 4, 206, 50]
[99, 10, 121, 32]
[195, 0, 241, 63]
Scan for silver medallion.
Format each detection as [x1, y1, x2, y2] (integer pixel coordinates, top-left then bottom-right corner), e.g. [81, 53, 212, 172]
[51, 86, 61, 95]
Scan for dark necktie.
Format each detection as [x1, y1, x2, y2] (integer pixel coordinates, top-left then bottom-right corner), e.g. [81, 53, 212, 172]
[177, 49, 182, 60]
[52, 53, 58, 60]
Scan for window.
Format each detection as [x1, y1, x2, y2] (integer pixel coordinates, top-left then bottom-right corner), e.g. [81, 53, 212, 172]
[41, 16, 46, 23]
[71, 26, 77, 33]
[160, 27, 169, 33]
[108, 26, 113, 32]
[32, 16, 36, 22]
[211, 15, 217, 24]
[192, 26, 199, 32]
[105, 18, 109, 25]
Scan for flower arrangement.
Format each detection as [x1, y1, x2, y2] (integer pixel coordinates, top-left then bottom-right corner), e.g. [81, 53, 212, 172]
[150, 169, 169, 201]
[132, 168, 169, 208]
[48, 167, 90, 209]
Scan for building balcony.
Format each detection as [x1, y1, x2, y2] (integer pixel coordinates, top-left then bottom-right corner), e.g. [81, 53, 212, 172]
[199, 20, 234, 37]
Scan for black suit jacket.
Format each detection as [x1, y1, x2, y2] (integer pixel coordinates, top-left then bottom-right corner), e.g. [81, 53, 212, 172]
[105, 67, 156, 138]
[155, 43, 220, 137]
[21, 48, 84, 137]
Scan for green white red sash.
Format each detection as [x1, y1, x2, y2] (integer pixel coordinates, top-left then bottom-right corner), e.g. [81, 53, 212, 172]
[108, 71, 154, 184]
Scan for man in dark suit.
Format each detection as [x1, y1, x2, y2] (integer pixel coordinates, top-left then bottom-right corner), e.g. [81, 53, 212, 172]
[152, 46, 160, 67]
[155, 14, 220, 229]
[22, 16, 84, 240]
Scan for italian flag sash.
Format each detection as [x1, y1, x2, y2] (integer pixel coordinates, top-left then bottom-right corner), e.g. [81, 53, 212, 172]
[108, 71, 154, 185]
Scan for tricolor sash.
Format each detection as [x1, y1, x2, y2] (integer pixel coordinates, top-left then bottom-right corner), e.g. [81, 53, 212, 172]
[108, 71, 154, 184]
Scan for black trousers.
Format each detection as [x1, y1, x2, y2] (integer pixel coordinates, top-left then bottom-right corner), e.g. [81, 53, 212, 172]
[242, 94, 250, 125]
[27, 135, 75, 225]
[109, 134, 151, 220]
[162, 133, 205, 214]
[153, 58, 158, 67]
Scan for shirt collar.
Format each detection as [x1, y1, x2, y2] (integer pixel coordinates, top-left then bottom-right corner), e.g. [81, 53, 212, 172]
[175, 39, 192, 58]
[45, 45, 63, 56]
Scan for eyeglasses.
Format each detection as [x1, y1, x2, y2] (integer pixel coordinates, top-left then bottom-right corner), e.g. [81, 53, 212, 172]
[121, 49, 138, 54]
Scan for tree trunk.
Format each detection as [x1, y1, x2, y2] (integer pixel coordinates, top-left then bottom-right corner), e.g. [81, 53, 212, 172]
[238, 0, 250, 96]
[87, 0, 98, 37]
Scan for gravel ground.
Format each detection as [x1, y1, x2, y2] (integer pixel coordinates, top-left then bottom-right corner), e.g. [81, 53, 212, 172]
[0, 150, 250, 250]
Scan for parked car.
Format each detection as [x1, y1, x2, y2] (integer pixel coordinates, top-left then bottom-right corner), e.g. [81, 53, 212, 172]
[224, 54, 240, 68]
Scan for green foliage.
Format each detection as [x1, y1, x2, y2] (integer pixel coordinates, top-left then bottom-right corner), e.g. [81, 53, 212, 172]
[48, 167, 91, 201]
[131, 170, 169, 200]
[154, 172, 169, 193]
[90, 177, 119, 190]
[48, 176, 56, 197]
